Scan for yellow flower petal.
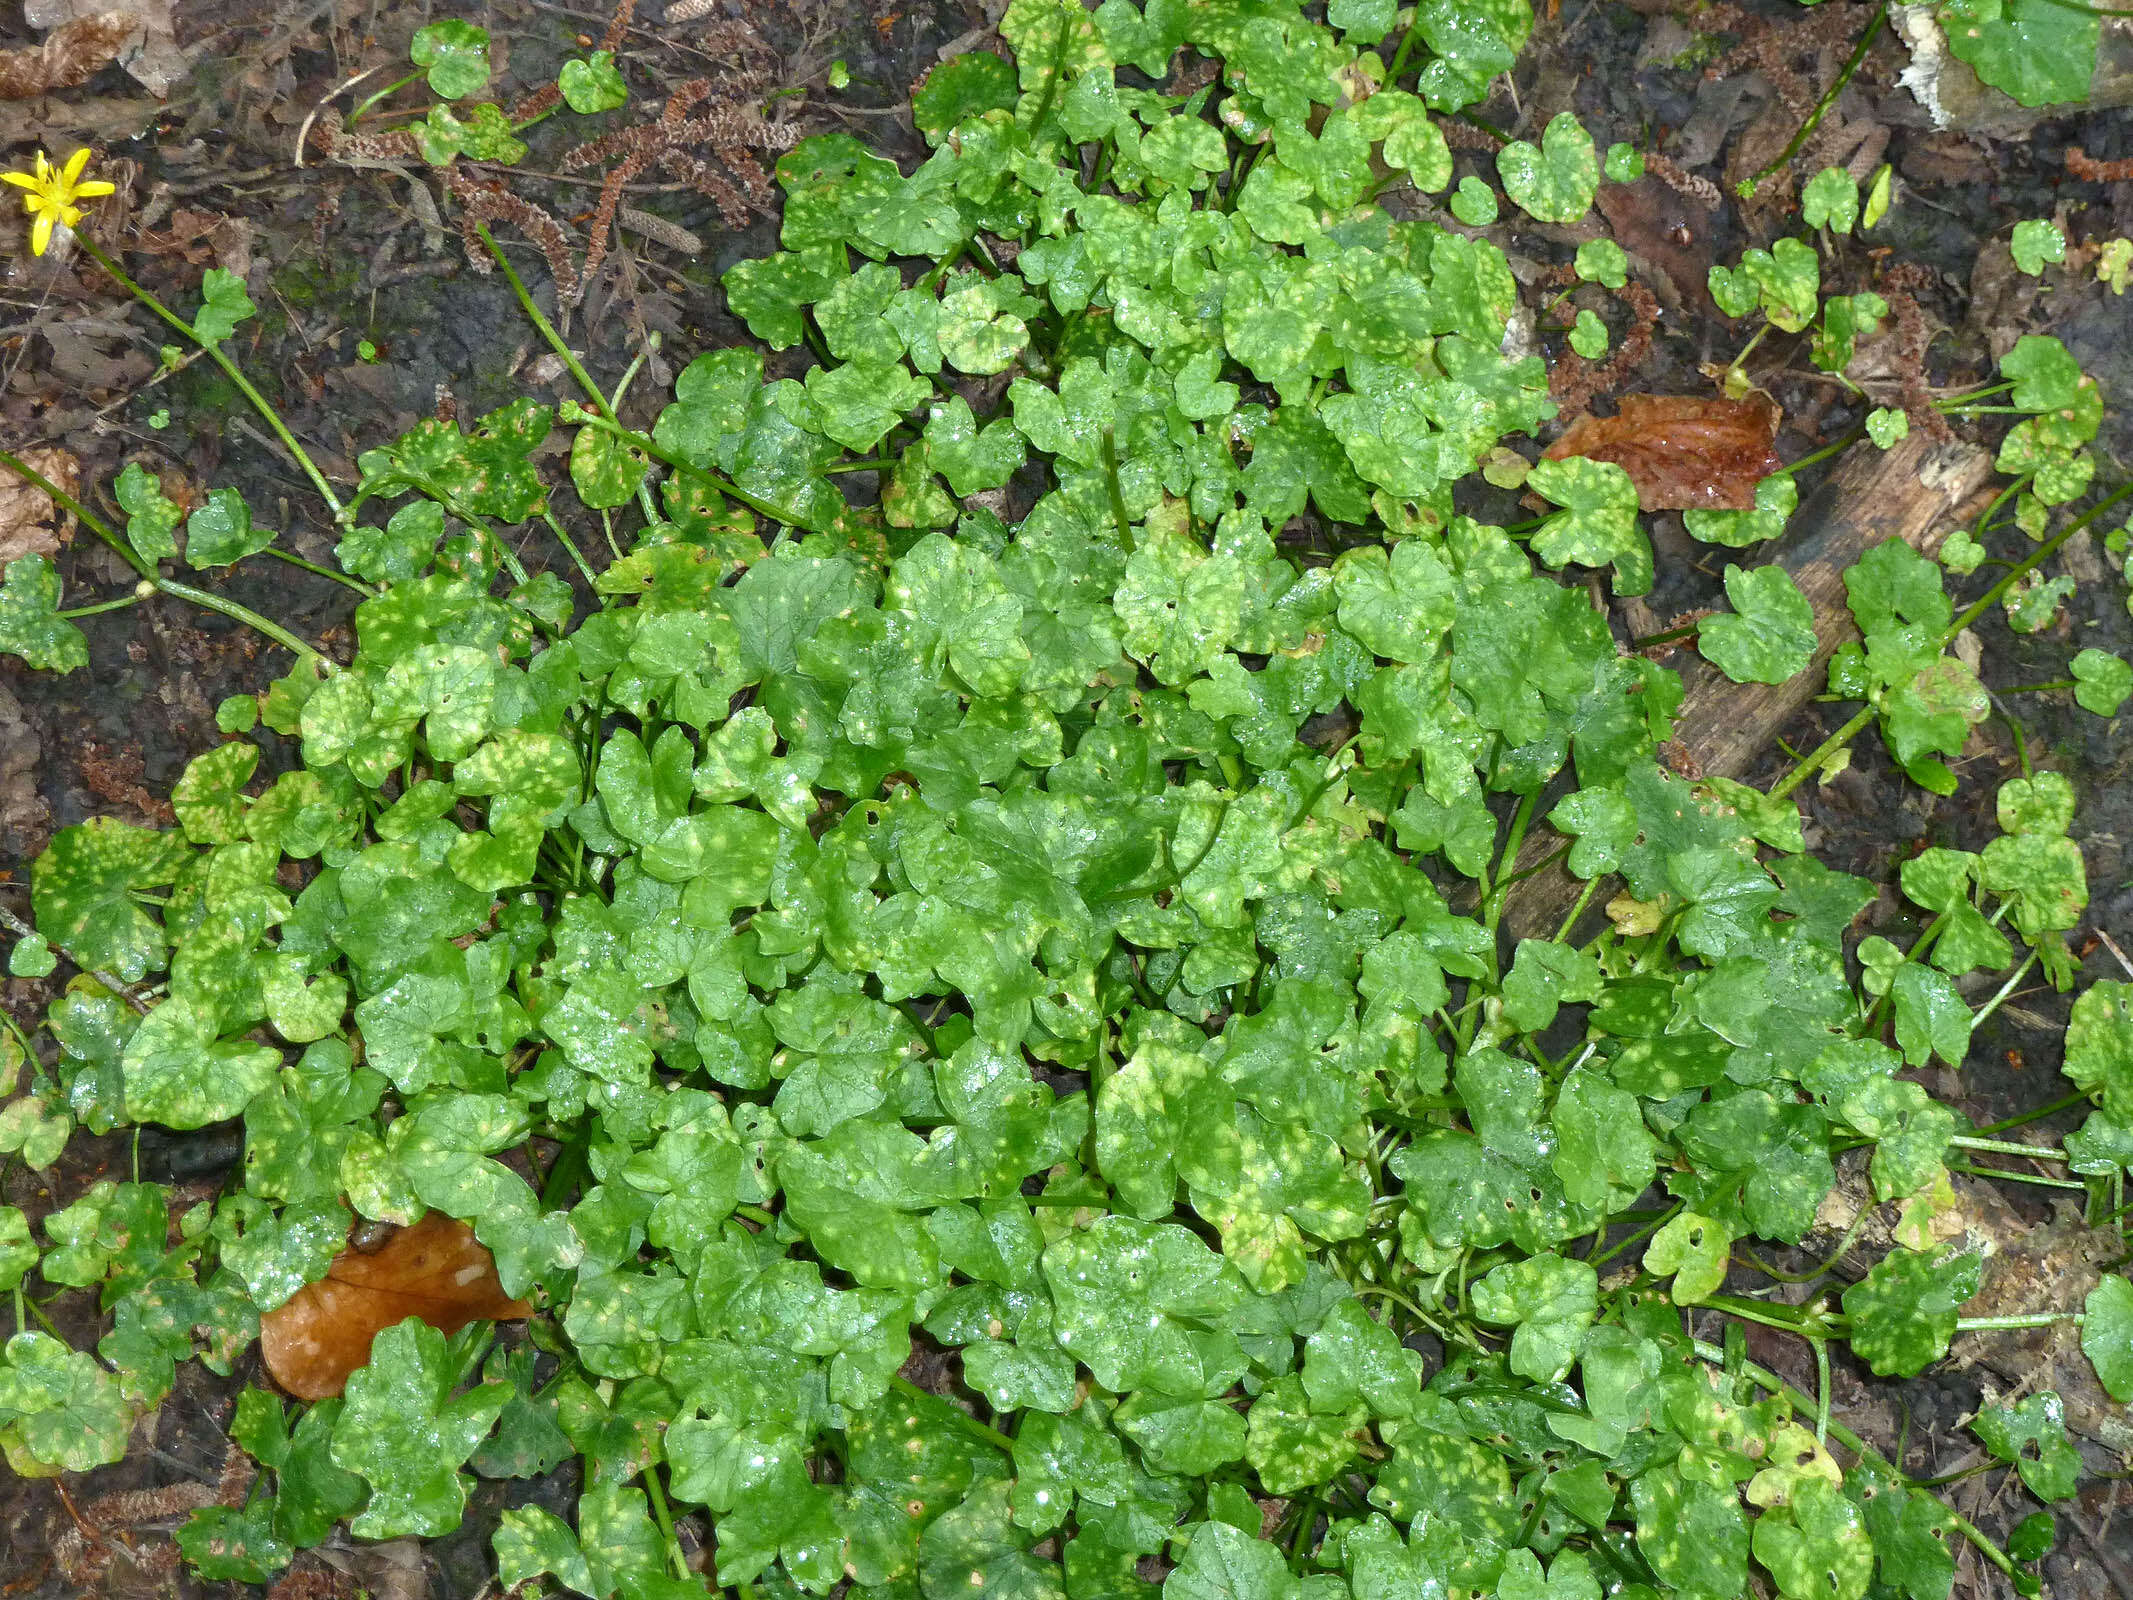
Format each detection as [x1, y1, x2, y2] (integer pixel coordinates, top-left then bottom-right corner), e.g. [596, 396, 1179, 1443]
[30, 211, 53, 255]
[59, 147, 92, 185]
[73, 180, 116, 199]
[0, 171, 38, 190]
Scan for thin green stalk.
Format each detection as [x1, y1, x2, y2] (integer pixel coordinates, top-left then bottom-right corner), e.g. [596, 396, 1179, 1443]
[346, 67, 424, 125]
[78, 240, 347, 523]
[1935, 379, 2014, 408]
[0, 448, 151, 578]
[1587, 1202, 1679, 1269]
[1814, 1337, 1832, 1449]
[1783, 424, 1867, 476]
[477, 226, 615, 422]
[1629, 622, 1699, 650]
[1740, 5, 1887, 198]
[1954, 1312, 2082, 1333]
[1998, 678, 2077, 695]
[1945, 478, 2133, 642]
[1386, 7, 1429, 80]
[1969, 950, 2039, 1030]
[540, 509, 603, 590]
[1485, 790, 1538, 936]
[1976, 1091, 2091, 1135]
[1767, 706, 1874, 801]
[56, 595, 143, 620]
[642, 1464, 692, 1581]
[158, 578, 335, 669]
[1099, 426, 1136, 553]
[1947, 1162, 2088, 1191]
[1948, 1134, 2067, 1161]
[265, 545, 375, 595]
[1554, 874, 1605, 945]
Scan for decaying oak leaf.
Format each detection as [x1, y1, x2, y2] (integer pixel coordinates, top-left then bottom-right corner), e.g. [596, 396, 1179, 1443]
[0, 447, 81, 565]
[0, 12, 136, 99]
[260, 1212, 530, 1400]
[1545, 393, 1783, 512]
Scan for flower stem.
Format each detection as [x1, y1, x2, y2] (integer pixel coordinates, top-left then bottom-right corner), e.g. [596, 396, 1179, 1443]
[1945, 478, 2133, 643]
[79, 240, 347, 524]
[1767, 706, 1875, 801]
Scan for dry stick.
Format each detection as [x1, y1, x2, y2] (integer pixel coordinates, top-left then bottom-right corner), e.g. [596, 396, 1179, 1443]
[1499, 429, 1996, 939]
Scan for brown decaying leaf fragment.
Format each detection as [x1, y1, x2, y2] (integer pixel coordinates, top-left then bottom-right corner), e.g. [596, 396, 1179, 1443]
[260, 1212, 530, 1400]
[0, 446, 81, 565]
[0, 11, 136, 99]
[1544, 392, 1783, 511]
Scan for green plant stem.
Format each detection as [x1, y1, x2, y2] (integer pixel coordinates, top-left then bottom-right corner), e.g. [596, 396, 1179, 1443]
[1485, 790, 1538, 937]
[1948, 1134, 2067, 1160]
[539, 509, 603, 590]
[1740, 5, 1886, 198]
[0, 449, 150, 579]
[642, 1465, 691, 1581]
[1629, 622, 1699, 649]
[1945, 478, 2133, 642]
[1976, 1091, 2090, 1136]
[1687, 1338, 2018, 1579]
[1767, 706, 1874, 802]
[1783, 424, 1867, 476]
[1386, 7, 1428, 80]
[1099, 426, 1136, 553]
[889, 1375, 1014, 1452]
[1554, 874, 1605, 945]
[346, 67, 424, 125]
[1813, 1337, 1832, 1448]
[826, 456, 894, 473]
[265, 545, 375, 595]
[78, 240, 347, 524]
[56, 595, 142, 620]
[1969, 950, 2039, 1030]
[1587, 1202, 1679, 1269]
[158, 578, 336, 667]
[1947, 1162, 2088, 1191]
[1996, 678, 2081, 699]
[1935, 380, 2014, 409]
[1955, 1312, 2082, 1333]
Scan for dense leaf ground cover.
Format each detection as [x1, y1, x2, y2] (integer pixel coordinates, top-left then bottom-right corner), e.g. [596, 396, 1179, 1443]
[2, 0, 2132, 1598]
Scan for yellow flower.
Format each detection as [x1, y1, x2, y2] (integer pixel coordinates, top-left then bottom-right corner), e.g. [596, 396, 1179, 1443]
[3, 148, 116, 256]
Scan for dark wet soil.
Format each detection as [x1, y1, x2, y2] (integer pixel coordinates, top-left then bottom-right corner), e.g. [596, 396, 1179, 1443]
[3, 0, 2132, 1595]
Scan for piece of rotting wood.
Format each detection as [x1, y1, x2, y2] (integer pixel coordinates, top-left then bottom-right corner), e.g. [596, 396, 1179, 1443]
[1499, 428, 1997, 942]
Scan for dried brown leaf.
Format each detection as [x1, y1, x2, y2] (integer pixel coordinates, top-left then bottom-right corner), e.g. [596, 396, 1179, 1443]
[1544, 392, 1782, 511]
[0, 446, 80, 564]
[260, 1212, 530, 1400]
[0, 12, 135, 99]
